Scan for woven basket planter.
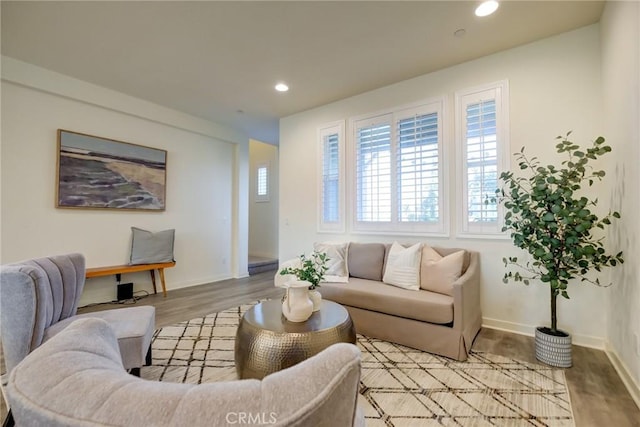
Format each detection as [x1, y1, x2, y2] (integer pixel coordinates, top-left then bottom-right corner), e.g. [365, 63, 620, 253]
[535, 326, 572, 368]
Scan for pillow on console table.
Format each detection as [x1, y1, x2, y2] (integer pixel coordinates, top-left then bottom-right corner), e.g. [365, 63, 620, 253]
[382, 242, 422, 291]
[314, 242, 349, 283]
[129, 227, 175, 265]
[420, 245, 465, 296]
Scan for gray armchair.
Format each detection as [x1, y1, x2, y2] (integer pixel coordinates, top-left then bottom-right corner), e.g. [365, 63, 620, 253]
[6, 318, 364, 427]
[0, 253, 155, 377]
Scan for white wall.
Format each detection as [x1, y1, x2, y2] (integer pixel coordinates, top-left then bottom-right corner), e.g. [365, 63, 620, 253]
[280, 25, 612, 347]
[601, 0, 640, 403]
[1, 58, 249, 305]
[248, 139, 279, 259]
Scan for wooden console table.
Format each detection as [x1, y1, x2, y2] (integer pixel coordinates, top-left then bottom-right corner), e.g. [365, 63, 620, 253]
[85, 261, 176, 297]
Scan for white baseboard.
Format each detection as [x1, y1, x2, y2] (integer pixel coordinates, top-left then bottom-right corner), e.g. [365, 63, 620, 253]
[605, 343, 640, 411]
[168, 273, 233, 291]
[482, 317, 605, 349]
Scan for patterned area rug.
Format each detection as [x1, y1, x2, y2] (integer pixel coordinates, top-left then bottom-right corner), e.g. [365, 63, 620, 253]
[142, 302, 575, 426]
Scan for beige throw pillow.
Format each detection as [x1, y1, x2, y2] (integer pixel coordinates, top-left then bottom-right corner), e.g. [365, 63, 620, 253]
[420, 245, 465, 296]
[382, 242, 422, 291]
[314, 242, 349, 283]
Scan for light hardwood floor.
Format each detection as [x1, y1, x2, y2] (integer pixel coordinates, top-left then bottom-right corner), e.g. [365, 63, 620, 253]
[3, 270, 639, 426]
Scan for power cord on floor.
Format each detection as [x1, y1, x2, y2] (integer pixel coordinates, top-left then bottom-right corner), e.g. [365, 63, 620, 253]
[78, 290, 150, 309]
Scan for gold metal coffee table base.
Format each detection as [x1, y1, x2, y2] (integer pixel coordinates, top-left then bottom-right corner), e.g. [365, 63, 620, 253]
[234, 299, 356, 380]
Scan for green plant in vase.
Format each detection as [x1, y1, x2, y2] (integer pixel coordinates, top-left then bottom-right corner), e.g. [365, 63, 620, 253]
[280, 251, 330, 312]
[279, 251, 330, 290]
[492, 132, 623, 367]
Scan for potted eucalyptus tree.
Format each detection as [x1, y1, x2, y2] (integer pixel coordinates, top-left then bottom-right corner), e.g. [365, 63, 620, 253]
[279, 251, 329, 312]
[493, 132, 623, 367]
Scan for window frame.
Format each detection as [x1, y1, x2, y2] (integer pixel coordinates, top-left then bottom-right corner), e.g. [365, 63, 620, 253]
[348, 97, 448, 236]
[255, 162, 269, 202]
[317, 120, 345, 233]
[455, 80, 510, 238]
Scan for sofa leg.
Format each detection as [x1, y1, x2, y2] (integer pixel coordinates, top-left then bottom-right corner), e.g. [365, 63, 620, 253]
[130, 367, 141, 377]
[145, 346, 152, 366]
[3, 409, 14, 427]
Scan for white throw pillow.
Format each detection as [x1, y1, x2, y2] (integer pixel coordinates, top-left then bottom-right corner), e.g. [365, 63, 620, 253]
[314, 242, 349, 283]
[382, 242, 422, 291]
[420, 245, 465, 296]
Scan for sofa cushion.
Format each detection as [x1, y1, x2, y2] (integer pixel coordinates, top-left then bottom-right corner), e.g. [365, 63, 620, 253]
[320, 278, 453, 325]
[435, 247, 471, 275]
[42, 305, 155, 370]
[382, 242, 422, 291]
[420, 245, 465, 296]
[348, 243, 385, 281]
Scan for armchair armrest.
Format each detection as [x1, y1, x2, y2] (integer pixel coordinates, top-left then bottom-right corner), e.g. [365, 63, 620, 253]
[7, 318, 363, 427]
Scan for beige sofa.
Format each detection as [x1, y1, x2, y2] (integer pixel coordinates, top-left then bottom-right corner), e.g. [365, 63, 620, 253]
[278, 242, 481, 361]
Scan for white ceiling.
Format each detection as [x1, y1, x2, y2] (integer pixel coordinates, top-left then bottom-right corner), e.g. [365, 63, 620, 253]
[1, 1, 604, 145]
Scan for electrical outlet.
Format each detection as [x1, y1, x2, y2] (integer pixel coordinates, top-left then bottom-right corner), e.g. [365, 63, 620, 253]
[222, 257, 227, 266]
[635, 333, 640, 357]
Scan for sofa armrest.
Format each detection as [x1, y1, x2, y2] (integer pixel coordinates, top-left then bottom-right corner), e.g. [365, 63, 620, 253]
[451, 251, 481, 331]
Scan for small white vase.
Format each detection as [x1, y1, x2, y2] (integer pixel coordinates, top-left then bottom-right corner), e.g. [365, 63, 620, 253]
[281, 280, 313, 322]
[309, 289, 322, 312]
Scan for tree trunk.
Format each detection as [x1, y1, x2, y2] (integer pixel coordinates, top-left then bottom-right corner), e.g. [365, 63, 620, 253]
[550, 287, 558, 333]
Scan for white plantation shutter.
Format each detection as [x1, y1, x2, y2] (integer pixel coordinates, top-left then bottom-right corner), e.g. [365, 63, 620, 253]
[322, 133, 340, 222]
[318, 121, 345, 232]
[352, 99, 446, 234]
[397, 112, 440, 223]
[456, 81, 509, 236]
[257, 166, 268, 196]
[355, 116, 392, 224]
[256, 164, 269, 202]
[466, 100, 497, 222]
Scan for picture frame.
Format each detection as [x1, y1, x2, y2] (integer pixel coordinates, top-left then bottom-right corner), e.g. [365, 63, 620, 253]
[56, 129, 167, 211]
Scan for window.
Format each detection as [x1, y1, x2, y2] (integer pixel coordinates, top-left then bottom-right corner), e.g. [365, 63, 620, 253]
[317, 121, 345, 232]
[256, 163, 269, 202]
[351, 99, 446, 234]
[456, 80, 509, 236]
[354, 115, 392, 223]
[397, 112, 440, 224]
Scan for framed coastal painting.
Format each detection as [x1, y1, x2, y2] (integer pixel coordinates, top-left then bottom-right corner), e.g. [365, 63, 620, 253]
[56, 130, 167, 211]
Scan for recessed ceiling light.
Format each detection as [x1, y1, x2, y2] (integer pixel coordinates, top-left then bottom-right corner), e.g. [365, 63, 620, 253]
[454, 28, 466, 38]
[475, 0, 499, 17]
[275, 83, 289, 92]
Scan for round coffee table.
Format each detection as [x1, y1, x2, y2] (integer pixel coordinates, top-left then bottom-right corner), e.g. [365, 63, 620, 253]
[234, 299, 356, 379]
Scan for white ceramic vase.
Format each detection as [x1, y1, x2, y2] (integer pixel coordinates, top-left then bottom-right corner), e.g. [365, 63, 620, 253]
[282, 280, 313, 322]
[309, 288, 322, 312]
